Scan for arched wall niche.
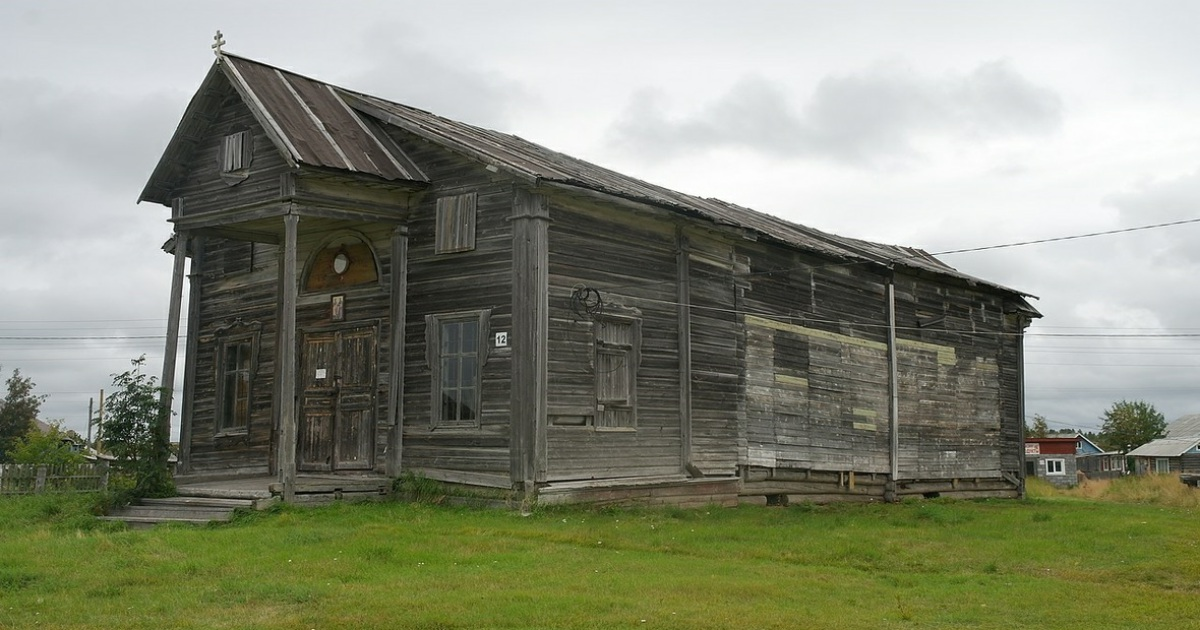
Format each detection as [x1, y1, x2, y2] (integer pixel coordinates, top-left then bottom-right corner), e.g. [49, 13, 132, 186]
[303, 230, 381, 292]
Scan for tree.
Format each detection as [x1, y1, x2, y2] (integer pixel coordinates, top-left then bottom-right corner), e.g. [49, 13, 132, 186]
[0, 368, 46, 462]
[8, 420, 86, 467]
[103, 357, 173, 496]
[1099, 400, 1166, 455]
[1027, 414, 1050, 438]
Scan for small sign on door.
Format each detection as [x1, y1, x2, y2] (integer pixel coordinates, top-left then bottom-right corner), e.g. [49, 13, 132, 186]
[315, 368, 327, 379]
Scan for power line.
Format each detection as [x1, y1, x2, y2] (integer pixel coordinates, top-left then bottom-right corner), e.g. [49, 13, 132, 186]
[0, 333, 168, 338]
[933, 217, 1200, 256]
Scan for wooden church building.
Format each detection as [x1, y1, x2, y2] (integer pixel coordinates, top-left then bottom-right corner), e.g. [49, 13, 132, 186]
[140, 51, 1040, 506]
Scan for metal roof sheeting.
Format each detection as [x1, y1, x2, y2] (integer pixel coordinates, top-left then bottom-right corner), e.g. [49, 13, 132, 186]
[1128, 437, 1200, 458]
[223, 56, 425, 182]
[143, 53, 1037, 305]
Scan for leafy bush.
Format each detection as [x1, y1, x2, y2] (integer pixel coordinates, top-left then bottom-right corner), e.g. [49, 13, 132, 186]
[7, 420, 86, 466]
[103, 357, 174, 497]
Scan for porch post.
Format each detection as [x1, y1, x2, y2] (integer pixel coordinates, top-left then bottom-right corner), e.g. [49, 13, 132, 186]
[510, 189, 550, 496]
[277, 213, 300, 501]
[387, 226, 409, 477]
[178, 236, 205, 474]
[159, 223, 188, 475]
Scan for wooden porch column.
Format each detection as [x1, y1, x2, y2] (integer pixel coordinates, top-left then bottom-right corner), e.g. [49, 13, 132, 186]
[277, 213, 300, 501]
[159, 226, 188, 470]
[178, 236, 205, 474]
[386, 226, 409, 477]
[510, 189, 550, 495]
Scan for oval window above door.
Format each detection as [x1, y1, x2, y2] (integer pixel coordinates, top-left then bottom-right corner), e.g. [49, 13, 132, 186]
[304, 238, 379, 291]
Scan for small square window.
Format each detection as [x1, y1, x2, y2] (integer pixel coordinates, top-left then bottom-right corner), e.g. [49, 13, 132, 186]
[1045, 458, 1065, 475]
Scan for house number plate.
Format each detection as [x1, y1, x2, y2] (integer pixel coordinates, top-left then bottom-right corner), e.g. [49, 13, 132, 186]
[495, 332, 508, 347]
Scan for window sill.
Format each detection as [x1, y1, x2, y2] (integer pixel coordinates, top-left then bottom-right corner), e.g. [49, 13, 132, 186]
[215, 430, 249, 438]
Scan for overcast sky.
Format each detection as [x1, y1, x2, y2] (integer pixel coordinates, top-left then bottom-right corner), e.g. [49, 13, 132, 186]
[2, 1, 1199, 439]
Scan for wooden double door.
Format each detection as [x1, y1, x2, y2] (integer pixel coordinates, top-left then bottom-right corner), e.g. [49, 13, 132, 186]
[299, 325, 377, 471]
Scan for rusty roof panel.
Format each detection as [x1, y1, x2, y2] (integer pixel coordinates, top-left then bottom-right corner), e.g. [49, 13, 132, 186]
[224, 55, 423, 182]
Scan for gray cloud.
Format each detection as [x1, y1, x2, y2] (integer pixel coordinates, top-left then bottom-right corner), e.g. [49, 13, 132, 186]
[344, 24, 531, 130]
[608, 60, 1063, 167]
[0, 78, 181, 194]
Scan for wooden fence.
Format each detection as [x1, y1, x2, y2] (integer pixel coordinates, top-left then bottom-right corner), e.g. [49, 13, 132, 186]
[0, 462, 110, 495]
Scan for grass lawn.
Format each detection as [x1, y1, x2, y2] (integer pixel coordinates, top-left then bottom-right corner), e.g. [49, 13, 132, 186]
[2, 479, 1199, 629]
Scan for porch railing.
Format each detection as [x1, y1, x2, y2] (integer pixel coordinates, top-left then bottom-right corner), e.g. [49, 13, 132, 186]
[0, 462, 110, 495]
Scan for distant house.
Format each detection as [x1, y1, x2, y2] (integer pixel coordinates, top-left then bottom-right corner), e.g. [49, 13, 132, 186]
[1024, 433, 1123, 487]
[31, 419, 84, 453]
[1025, 437, 1079, 487]
[1128, 414, 1200, 475]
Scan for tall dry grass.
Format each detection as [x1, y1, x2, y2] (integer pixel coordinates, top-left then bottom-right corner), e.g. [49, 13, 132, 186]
[1029, 473, 1200, 507]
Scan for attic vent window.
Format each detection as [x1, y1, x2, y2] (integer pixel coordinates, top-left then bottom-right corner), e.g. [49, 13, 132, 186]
[218, 129, 253, 185]
[435, 192, 477, 254]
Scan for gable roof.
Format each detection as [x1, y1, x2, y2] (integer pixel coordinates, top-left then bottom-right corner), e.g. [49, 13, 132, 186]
[142, 53, 1038, 310]
[1128, 436, 1200, 458]
[139, 54, 427, 205]
[1165, 413, 1200, 439]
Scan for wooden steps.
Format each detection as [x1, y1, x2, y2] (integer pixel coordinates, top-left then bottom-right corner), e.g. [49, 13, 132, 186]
[100, 495, 269, 529]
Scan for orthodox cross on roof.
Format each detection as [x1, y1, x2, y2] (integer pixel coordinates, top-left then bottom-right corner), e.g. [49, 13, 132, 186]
[212, 30, 226, 56]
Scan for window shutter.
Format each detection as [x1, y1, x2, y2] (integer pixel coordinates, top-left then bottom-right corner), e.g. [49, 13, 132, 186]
[435, 192, 478, 254]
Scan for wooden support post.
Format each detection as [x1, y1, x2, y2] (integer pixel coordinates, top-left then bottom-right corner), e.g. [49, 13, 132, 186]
[510, 189, 550, 497]
[886, 274, 900, 502]
[178, 236, 204, 475]
[1016, 314, 1028, 499]
[159, 227, 188, 477]
[277, 213, 300, 502]
[676, 227, 693, 474]
[387, 226, 409, 477]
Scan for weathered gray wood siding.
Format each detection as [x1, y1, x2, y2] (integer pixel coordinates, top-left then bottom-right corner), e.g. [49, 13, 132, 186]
[891, 272, 1018, 480]
[545, 201, 682, 481]
[734, 237, 1022, 482]
[683, 230, 743, 476]
[172, 92, 292, 218]
[384, 131, 514, 482]
[738, 243, 893, 474]
[189, 237, 279, 474]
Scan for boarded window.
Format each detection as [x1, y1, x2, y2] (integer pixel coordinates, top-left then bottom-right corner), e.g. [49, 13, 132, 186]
[427, 310, 490, 429]
[594, 316, 640, 429]
[219, 130, 253, 172]
[435, 192, 477, 254]
[217, 337, 256, 433]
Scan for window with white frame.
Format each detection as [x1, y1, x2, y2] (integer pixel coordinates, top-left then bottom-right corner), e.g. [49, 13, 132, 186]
[1155, 458, 1171, 474]
[1045, 458, 1065, 475]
